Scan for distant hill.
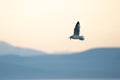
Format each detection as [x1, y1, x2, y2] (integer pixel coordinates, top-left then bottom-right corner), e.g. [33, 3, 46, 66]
[0, 47, 120, 79]
[0, 41, 46, 56]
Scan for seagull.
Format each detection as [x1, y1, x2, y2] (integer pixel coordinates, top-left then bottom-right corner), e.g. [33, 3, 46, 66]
[69, 21, 85, 40]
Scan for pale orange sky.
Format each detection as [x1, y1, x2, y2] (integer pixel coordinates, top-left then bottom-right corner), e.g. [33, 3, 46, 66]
[0, 0, 120, 53]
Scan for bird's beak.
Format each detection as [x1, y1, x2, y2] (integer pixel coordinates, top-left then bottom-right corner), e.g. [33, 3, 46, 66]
[69, 37, 70, 40]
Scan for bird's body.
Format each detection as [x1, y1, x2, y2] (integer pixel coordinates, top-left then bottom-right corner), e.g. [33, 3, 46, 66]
[69, 21, 85, 40]
[70, 35, 84, 40]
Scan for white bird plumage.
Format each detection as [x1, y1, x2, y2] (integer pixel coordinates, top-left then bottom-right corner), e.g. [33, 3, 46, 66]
[69, 21, 85, 40]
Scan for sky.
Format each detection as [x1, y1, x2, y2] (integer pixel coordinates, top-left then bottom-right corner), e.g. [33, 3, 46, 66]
[0, 0, 120, 54]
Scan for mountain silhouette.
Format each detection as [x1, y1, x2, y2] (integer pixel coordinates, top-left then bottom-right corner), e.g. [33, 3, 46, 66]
[0, 42, 120, 79]
[0, 41, 46, 56]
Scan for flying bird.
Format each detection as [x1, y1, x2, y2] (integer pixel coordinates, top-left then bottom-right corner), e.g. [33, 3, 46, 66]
[69, 21, 85, 40]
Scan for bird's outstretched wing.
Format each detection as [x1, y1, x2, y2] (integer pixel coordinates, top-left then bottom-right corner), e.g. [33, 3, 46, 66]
[73, 21, 80, 36]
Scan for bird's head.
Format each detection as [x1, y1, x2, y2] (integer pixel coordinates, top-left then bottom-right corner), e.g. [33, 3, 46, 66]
[69, 36, 73, 40]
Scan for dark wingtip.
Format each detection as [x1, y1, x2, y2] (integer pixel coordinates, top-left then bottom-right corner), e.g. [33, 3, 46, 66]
[77, 21, 80, 24]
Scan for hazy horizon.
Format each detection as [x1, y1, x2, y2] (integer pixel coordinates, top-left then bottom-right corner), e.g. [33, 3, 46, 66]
[0, 0, 120, 53]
